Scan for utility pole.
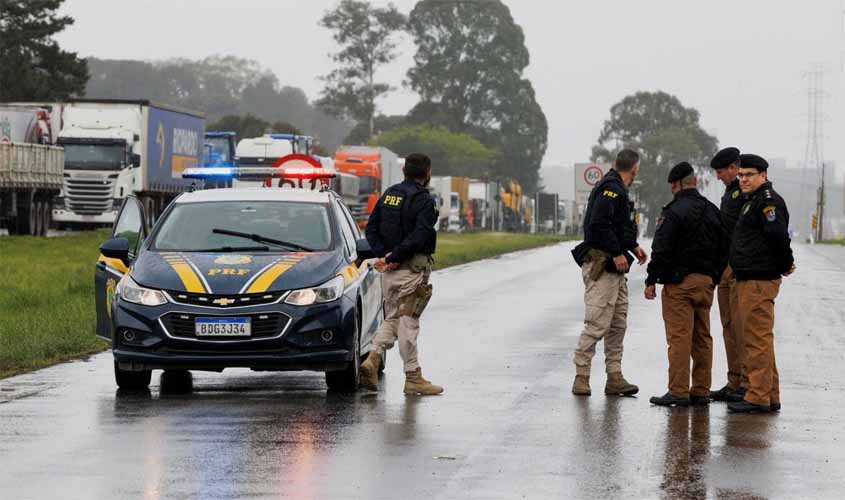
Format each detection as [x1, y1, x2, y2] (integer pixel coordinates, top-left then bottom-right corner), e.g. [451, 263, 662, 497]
[801, 64, 828, 242]
[817, 162, 826, 241]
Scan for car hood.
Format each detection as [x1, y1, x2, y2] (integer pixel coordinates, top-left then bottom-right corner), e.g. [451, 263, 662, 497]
[130, 250, 344, 295]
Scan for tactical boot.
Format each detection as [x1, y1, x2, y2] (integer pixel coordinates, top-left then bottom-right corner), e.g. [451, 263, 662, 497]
[690, 395, 710, 406]
[650, 392, 690, 407]
[572, 375, 591, 396]
[725, 387, 746, 403]
[727, 400, 770, 413]
[770, 401, 782, 412]
[404, 368, 443, 396]
[605, 372, 639, 396]
[359, 351, 381, 391]
[709, 384, 737, 401]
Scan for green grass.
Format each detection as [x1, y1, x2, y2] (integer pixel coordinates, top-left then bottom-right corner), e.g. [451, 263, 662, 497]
[819, 239, 845, 245]
[433, 232, 573, 270]
[0, 230, 110, 378]
[0, 230, 569, 378]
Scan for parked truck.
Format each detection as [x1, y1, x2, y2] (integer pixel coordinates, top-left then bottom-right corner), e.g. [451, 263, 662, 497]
[202, 131, 237, 188]
[233, 133, 313, 188]
[429, 176, 472, 232]
[0, 105, 63, 235]
[333, 146, 401, 226]
[52, 99, 204, 228]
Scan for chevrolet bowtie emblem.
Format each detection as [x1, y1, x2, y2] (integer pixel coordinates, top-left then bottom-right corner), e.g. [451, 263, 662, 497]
[213, 297, 236, 306]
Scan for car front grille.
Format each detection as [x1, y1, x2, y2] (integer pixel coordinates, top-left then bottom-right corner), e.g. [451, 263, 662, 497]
[64, 177, 114, 215]
[159, 312, 290, 341]
[167, 290, 286, 308]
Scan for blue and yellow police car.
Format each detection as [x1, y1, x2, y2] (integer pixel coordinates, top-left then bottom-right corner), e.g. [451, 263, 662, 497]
[94, 155, 383, 391]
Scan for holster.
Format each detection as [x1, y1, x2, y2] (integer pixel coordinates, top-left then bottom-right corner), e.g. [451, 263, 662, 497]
[586, 249, 608, 281]
[411, 283, 433, 317]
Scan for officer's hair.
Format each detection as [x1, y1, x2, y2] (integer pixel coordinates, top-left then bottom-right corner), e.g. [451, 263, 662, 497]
[404, 153, 431, 179]
[680, 174, 697, 188]
[615, 149, 640, 172]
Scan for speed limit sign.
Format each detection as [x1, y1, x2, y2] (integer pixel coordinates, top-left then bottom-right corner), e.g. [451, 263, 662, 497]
[584, 165, 603, 186]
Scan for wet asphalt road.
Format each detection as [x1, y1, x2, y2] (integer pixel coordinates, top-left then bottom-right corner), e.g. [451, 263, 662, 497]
[2, 242, 845, 499]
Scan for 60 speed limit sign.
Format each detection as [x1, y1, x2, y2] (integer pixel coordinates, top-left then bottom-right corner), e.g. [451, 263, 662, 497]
[584, 165, 603, 186]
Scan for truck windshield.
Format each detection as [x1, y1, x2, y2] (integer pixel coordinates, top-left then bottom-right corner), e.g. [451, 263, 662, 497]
[358, 176, 378, 194]
[153, 201, 333, 252]
[206, 137, 232, 162]
[62, 143, 125, 170]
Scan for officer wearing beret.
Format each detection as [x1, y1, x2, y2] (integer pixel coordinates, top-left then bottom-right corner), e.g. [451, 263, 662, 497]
[728, 154, 795, 413]
[362, 153, 443, 396]
[570, 149, 648, 396]
[709, 147, 748, 403]
[645, 162, 728, 407]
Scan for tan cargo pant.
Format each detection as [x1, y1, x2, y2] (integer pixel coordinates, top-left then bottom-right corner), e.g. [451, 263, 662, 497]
[372, 255, 432, 373]
[717, 266, 746, 390]
[736, 279, 781, 406]
[661, 273, 714, 397]
[573, 259, 629, 376]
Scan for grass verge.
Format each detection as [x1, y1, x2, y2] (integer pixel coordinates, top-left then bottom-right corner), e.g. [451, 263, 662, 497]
[0, 230, 570, 378]
[0, 231, 110, 378]
[819, 239, 845, 245]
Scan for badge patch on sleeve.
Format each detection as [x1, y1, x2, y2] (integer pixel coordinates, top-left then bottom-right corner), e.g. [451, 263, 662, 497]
[763, 205, 776, 222]
[732, 190, 740, 199]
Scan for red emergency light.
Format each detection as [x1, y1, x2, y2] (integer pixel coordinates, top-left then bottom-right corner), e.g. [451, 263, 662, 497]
[266, 154, 336, 188]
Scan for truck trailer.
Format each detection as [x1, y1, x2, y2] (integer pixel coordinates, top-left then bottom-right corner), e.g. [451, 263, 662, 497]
[52, 99, 205, 228]
[333, 146, 401, 226]
[0, 105, 63, 235]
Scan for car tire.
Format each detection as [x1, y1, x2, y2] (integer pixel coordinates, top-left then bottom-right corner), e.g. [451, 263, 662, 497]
[114, 361, 152, 390]
[325, 311, 361, 392]
[160, 370, 193, 394]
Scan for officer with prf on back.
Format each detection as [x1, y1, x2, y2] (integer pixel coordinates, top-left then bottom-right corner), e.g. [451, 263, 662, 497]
[360, 153, 443, 396]
[728, 154, 795, 413]
[570, 149, 648, 397]
[644, 162, 728, 407]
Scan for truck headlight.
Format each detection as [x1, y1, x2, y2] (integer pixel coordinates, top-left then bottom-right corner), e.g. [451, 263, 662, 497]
[118, 276, 168, 306]
[285, 275, 344, 306]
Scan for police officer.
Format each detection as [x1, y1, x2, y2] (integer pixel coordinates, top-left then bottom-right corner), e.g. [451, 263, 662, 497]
[570, 149, 648, 396]
[360, 153, 443, 396]
[708, 147, 748, 403]
[728, 154, 795, 413]
[645, 162, 728, 407]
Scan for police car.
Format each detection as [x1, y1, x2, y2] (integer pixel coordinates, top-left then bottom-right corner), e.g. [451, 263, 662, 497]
[94, 155, 383, 391]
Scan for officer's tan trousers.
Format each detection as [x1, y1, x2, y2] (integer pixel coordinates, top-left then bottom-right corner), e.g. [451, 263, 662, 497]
[372, 264, 429, 373]
[736, 279, 781, 406]
[661, 273, 714, 397]
[573, 260, 629, 376]
[717, 266, 746, 390]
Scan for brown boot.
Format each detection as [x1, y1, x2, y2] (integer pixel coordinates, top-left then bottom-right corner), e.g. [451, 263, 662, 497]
[605, 372, 638, 396]
[359, 351, 381, 391]
[572, 375, 591, 396]
[404, 368, 443, 395]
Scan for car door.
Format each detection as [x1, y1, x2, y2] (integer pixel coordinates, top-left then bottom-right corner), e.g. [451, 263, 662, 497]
[336, 199, 382, 338]
[94, 196, 147, 341]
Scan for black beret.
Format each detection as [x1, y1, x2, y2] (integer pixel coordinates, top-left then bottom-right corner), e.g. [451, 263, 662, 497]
[667, 162, 694, 183]
[739, 153, 768, 171]
[711, 147, 740, 169]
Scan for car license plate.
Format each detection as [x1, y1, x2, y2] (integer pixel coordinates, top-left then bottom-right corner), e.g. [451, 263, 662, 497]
[195, 317, 251, 337]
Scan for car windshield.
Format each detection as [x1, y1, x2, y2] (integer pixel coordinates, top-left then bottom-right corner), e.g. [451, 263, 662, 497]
[152, 201, 333, 252]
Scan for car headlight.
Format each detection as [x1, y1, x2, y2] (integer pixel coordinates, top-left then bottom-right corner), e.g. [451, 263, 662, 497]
[285, 275, 345, 306]
[117, 275, 168, 306]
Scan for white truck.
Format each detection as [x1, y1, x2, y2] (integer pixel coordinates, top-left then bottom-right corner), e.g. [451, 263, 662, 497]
[232, 134, 314, 188]
[53, 99, 204, 228]
[0, 105, 63, 236]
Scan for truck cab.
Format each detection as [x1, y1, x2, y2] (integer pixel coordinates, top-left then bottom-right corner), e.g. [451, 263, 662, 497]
[233, 134, 314, 188]
[203, 131, 237, 188]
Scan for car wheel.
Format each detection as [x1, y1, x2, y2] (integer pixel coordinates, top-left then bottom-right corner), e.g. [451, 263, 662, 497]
[325, 311, 361, 392]
[160, 370, 193, 394]
[114, 361, 152, 390]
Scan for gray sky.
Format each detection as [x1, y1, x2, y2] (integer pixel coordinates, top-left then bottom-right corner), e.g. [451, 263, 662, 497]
[57, 0, 845, 175]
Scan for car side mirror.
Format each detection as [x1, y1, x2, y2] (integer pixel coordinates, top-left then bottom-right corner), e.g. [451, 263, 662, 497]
[355, 238, 376, 261]
[100, 237, 131, 266]
[131, 153, 141, 167]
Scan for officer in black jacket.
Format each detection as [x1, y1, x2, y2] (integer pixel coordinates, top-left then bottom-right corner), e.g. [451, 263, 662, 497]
[709, 147, 749, 402]
[570, 149, 648, 397]
[644, 162, 728, 407]
[361, 153, 443, 396]
[728, 154, 794, 413]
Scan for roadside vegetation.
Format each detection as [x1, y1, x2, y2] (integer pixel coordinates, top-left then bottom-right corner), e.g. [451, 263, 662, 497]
[820, 239, 845, 245]
[0, 231, 110, 378]
[0, 230, 568, 378]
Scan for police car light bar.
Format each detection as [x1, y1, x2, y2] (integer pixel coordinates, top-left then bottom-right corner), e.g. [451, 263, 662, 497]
[182, 166, 336, 181]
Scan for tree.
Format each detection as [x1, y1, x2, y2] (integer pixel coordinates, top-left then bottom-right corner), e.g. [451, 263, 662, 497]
[371, 124, 496, 178]
[207, 114, 270, 139]
[317, 0, 406, 140]
[406, 0, 547, 191]
[591, 91, 718, 235]
[0, 0, 88, 100]
[344, 114, 407, 145]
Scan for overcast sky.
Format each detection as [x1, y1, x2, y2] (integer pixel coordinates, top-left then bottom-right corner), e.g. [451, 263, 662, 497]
[57, 0, 844, 176]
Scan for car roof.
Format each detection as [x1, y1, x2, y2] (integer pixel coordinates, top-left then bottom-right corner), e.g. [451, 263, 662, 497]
[174, 188, 334, 204]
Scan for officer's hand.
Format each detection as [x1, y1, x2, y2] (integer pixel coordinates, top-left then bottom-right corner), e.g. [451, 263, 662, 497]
[644, 284, 657, 300]
[613, 255, 630, 273]
[373, 259, 389, 273]
[783, 263, 796, 277]
[633, 246, 648, 265]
